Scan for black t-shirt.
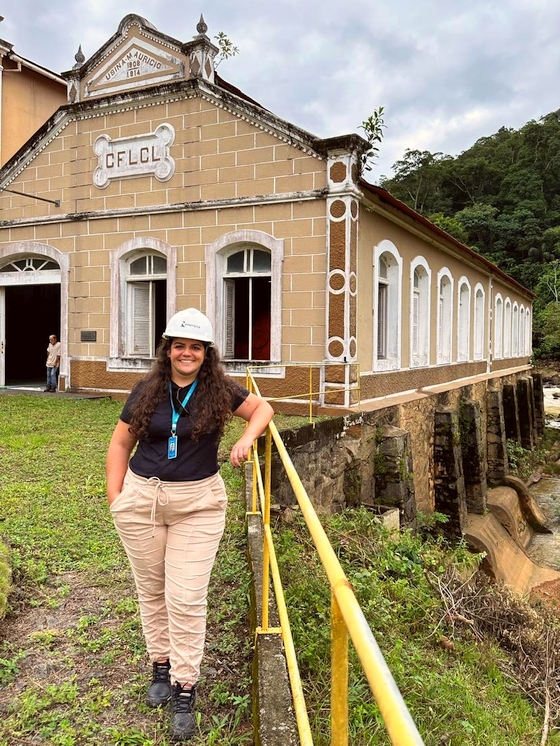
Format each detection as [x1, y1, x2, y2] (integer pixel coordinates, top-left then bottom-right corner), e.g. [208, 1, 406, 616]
[120, 378, 249, 481]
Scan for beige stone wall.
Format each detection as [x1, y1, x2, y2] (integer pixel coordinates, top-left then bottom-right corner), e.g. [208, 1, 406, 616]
[0, 96, 326, 211]
[0, 92, 330, 382]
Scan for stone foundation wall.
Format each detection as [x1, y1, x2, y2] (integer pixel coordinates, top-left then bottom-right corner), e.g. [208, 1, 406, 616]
[270, 371, 543, 531]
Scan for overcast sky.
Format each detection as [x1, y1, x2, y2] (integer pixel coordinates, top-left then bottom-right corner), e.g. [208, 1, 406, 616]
[2, 0, 560, 181]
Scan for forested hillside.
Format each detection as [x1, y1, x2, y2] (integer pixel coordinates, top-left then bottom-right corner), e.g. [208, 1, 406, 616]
[379, 111, 560, 356]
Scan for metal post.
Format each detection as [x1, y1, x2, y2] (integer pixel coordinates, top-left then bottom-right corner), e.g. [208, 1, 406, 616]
[331, 592, 349, 745]
[261, 438, 271, 631]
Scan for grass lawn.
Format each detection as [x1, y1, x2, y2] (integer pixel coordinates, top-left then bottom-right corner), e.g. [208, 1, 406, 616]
[0, 394, 254, 746]
[2, 393, 560, 746]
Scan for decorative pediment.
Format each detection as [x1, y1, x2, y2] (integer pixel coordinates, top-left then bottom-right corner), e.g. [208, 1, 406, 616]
[64, 15, 187, 102]
[62, 14, 220, 104]
[84, 26, 185, 99]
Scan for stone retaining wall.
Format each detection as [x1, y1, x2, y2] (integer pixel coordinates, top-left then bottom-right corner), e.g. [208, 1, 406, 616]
[269, 372, 544, 532]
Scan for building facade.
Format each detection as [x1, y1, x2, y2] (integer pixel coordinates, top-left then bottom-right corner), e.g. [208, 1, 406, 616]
[0, 15, 532, 409]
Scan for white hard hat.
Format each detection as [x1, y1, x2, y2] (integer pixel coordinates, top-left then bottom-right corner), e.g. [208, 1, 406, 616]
[162, 308, 214, 345]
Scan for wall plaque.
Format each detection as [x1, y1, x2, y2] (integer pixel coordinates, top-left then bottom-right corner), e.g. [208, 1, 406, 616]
[81, 331, 97, 342]
[93, 123, 175, 188]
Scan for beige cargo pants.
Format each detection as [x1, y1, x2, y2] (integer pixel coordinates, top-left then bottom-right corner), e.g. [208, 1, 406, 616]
[110, 467, 227, 684]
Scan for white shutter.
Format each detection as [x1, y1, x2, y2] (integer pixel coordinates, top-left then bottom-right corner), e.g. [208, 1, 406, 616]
[377, 283, 387, 359]
[128, 282, 151, 356]
[438, 294, 444, 360]
[224, 279, 235, 358]
[412, 291, 419, 357]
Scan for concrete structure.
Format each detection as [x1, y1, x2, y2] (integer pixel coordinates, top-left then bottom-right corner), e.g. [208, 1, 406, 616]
[0, 14, 533, 408]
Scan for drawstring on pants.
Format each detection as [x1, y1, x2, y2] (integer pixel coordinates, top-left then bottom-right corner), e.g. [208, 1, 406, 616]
[147, 476, 169, 536]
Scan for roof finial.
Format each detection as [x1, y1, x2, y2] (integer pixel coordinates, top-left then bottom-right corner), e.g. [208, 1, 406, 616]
[196, 14, 208, 36]
[73, 45, 85, 69]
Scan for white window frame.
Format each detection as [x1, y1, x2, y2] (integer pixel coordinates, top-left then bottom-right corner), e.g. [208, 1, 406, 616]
[409, 256, 431, 368]
[504, 298, 512, 357]
[221, 246, 272, 361]
[518, 303, 526, 357]
[494, 294, 503, 359]
[473, 284, 485, 361]
[457, 277, 471, 362]
[525, 308, 532, 356]
[512, 302, 519, 356]
[205, 230, 283, 371]
[373, 240, 402, 371]
[437, 268, 453, 364]
[109, 238, 176, 370]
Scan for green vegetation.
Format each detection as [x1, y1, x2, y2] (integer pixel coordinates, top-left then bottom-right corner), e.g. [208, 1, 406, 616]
[2, 395, 560, 745]
[0, 395, 254, 746]
[0, 538, 10, 620]
[359, 106, 386, 173]
[276, 509, 560, 745]
[378, 110, 560, 356]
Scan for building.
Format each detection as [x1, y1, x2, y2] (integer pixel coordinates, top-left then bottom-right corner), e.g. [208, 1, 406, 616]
[0, 22, 66, 166]
[0, 14, 532, 410]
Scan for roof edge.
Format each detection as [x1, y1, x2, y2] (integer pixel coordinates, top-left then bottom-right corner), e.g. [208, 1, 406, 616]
[360, 178, 535, 298]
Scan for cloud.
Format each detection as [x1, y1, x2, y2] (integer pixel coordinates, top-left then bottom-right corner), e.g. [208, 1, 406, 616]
[3, 0, 560, 178]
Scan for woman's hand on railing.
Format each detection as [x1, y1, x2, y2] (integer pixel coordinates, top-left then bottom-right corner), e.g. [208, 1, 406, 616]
[229, 433, 255, 467]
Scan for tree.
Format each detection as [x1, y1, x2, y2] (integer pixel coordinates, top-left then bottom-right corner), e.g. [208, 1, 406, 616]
[214, 32, 239, 66]
[454, 203, 499, 253]
[359, 107, 386, 174]
[381, 149, 452, 213]
[535, 302, 560, 357]
[427, 213, 469, 243]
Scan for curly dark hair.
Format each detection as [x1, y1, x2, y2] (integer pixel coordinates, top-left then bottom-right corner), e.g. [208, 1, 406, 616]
[126, 337, 237, 442]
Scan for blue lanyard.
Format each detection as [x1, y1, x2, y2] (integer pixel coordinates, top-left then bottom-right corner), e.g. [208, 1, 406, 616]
[169, 379, 198, 436]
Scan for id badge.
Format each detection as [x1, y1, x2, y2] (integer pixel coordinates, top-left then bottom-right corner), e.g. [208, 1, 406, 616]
[168, 435, 178, 459]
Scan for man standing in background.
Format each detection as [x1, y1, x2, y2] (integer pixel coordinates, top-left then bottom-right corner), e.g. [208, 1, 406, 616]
[45, 334, 61, 392]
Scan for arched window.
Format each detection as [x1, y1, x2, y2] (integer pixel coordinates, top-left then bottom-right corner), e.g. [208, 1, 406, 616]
[474, 284, 485, 361]
[512, 303, 519, 356]
[124, 252, 167, 357]
[525, 308, 532, 355]
[457, 278, 470, 362]
[0, 256, 59, 273]
[437, 269, 453, 364]
[494, 295, 503, 359]
[223, 246, 271, 360]
[519, 304, 525, 357]
[504, 299, 512, 357]
[378, 256, 389, 359]
[206, 230, 283, 367]
[374, 241, 402, 370]
[410, 257, 430, 368]
[109, 238, 176, 368]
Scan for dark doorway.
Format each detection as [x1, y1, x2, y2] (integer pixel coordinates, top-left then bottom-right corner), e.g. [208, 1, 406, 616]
[5, 284, 61, 384]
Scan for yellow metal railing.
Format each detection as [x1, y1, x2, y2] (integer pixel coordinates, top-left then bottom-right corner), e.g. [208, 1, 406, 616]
[247, 362, 361, 421]
[246, 370, 425, 746]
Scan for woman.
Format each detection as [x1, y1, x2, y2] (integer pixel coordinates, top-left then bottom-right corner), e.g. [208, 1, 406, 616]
[106, 308, 274, 742]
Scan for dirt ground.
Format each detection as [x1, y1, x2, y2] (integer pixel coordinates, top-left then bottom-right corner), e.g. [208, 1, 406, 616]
[0, 569, 250, 744]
